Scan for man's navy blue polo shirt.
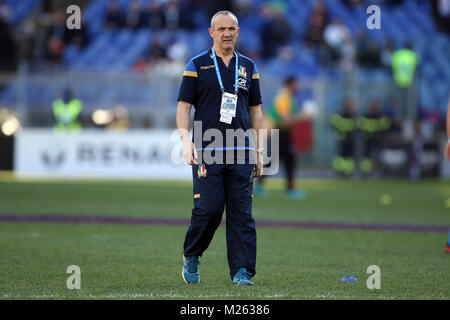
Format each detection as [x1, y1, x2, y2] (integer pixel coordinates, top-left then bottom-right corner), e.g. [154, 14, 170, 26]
[177, 48, 262, 154]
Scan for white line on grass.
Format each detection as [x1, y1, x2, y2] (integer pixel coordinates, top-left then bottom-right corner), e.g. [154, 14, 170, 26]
[3, 293, 444, 299]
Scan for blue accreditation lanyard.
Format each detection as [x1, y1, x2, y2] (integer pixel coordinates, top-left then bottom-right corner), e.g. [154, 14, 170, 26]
[211, 47, 239, 94]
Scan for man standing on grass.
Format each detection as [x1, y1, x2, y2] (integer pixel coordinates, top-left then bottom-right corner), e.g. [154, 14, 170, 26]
[254, 75, 310, 199]
[445, 95, 450, 253]
[176, 11, 264, 285]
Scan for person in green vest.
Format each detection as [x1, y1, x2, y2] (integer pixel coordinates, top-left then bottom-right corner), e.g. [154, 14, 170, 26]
[330, 98, 357, 176]
[357, 99, 391, 176]
[254, 75, 310, 200]
[52, 88, 83, 132]
[391, 42, 419, 88]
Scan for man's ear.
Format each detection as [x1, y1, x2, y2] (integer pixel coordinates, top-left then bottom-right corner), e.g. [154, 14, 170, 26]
[208, 27, 214, 39]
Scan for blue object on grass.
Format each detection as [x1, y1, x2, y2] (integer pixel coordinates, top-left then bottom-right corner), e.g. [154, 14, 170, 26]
[341, 275, 358, 282]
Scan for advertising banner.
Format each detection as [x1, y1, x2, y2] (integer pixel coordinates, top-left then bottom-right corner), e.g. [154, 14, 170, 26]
[14, 129, 190, 179]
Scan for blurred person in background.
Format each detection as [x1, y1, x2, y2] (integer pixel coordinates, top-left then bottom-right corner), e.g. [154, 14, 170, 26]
[125, 0, 145, 30]
[164, 0, 180, 30]
[383, 95, 403, 141]
[45, 9, 67, 63]
[339, 34, 356, 72]
[391, 42, 419, 114]
[177, 0, 197, 30]
[409, 120, 424, 182]
[358, 99, 391, 176]
[0, 2, 12, 24]
[133, 34, 168, 72]
[391, 42, 419, 88]
[144, 0, 165, 30]
[63, 17, 89, 48]
[52, 88, 83, 132]
[259, 1, 292, 59]
[0, 15, 17, 72]
[444, 95, 450, 253]
[167, 35, 188, 62]
[431, 0, 450, 33]
[303, 0, 328, 48]
[356, 36, 382, 69]
[322, 18, 353, 68]
[445, 95, 450, 161]
[19, 3, 91, 70]
[233, 0, 253, 16]
[164, 0, 195, 30]
[107, 106, 130, 131]
[105, 0, 124, 30]
[18, 19, 39, 68]
[331, 98, 357, 177]
[137, 34, 188, 78]
[381, 38, 395, 70]
[149, 34, 168, 64]
[166, 35, 188, 77]
[254, 76, 310, 199]
[354, 29, 368, 54]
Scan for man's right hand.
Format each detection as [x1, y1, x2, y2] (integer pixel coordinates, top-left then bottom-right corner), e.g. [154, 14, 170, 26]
[183, 141, 198, 166]
[253, 152, 264, 177]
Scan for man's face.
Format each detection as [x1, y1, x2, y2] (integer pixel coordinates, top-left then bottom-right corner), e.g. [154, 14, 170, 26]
[209, 14, 240, 52]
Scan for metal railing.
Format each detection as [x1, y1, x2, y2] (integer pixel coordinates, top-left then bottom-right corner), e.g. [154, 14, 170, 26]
[0, 66, 417, 167]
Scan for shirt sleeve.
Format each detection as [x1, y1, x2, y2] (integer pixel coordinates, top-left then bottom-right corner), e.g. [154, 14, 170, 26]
[249, 62, 262, 107]
[177, 58, 198, 105]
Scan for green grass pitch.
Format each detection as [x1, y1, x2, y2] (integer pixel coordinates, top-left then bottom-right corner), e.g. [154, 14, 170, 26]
[0, 176, 449, 299]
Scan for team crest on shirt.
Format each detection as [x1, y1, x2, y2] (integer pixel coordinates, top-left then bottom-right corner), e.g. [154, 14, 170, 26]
[238, 66, 247, 78]
[238, 66, 248, 90]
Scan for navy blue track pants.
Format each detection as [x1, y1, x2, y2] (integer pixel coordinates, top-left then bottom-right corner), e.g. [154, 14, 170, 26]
[183, 163, 256, 279]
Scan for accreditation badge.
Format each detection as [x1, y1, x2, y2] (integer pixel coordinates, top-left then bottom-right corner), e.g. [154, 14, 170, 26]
[197, 163, 207, 178]
[220, 92, 237, 117]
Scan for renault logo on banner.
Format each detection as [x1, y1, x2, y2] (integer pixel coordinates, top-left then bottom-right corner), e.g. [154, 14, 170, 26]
[41, 142, 66, 169]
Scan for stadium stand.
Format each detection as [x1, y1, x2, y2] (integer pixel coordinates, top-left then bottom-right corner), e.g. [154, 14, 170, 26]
[0, 0, 448, 119]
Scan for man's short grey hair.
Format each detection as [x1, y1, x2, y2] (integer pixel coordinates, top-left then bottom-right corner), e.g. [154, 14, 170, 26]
[210, 10, 239, 29]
